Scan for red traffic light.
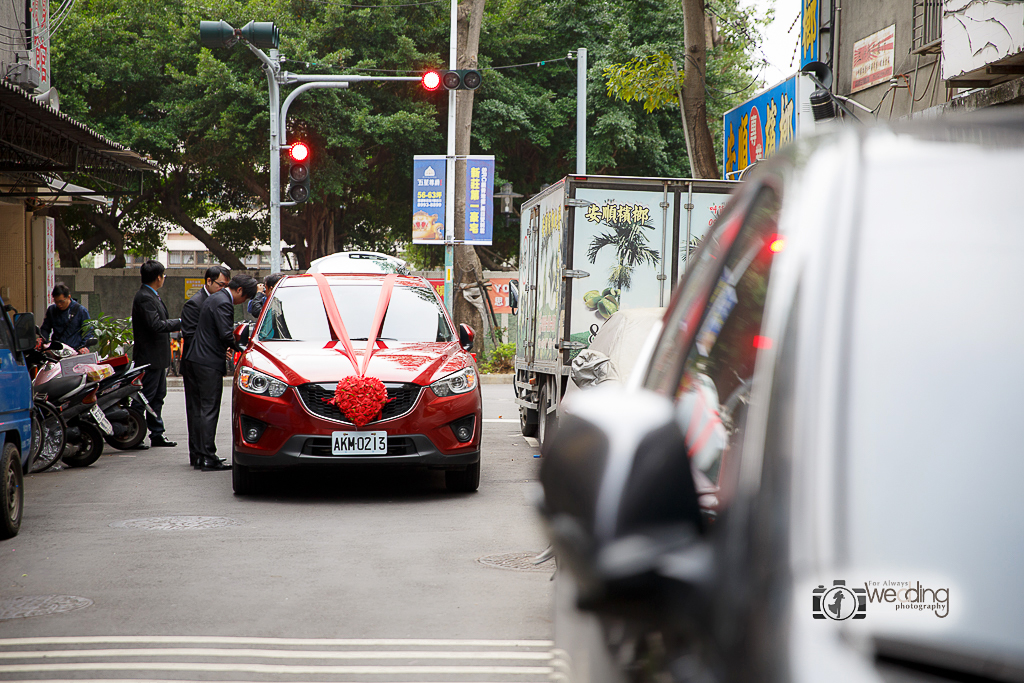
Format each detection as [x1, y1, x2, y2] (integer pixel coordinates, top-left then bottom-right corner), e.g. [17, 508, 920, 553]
[422, 70, 441, 91]
[289, 141, 310, 162]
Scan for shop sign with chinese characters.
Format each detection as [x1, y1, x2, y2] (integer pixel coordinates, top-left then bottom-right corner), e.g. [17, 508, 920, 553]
[464, 156, 495, 245]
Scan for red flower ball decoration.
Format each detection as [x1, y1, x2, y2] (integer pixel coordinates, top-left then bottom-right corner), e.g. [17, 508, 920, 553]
[325, 375, 393, 427]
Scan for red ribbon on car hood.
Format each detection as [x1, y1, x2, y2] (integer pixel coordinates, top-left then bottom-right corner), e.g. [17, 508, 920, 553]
[310, 272, 396, 426]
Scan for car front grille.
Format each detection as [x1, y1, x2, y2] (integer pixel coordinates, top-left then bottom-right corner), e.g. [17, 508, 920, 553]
[296, 382, 422, 425]
[301, 437, 418, 457]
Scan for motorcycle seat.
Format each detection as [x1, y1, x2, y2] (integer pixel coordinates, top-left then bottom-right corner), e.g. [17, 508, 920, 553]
[36, 374, 85, 400]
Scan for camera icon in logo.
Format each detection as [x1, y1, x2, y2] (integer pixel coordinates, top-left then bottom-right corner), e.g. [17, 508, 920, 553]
[813, 580, 867, 620]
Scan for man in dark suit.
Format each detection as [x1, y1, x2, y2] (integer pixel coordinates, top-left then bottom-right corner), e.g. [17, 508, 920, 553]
[180, 265, 231, 468]
[184, 273, 258, 471]
[132, 260, 182, 448]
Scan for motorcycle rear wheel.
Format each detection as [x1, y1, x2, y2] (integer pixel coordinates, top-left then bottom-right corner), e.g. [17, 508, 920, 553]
[63, 421, 104, 468]
[29, 402, 66, 474]
[103, 408, 147, 450]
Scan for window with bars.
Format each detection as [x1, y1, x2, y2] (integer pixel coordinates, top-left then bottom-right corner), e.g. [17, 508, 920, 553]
[912, 0, 942, 51]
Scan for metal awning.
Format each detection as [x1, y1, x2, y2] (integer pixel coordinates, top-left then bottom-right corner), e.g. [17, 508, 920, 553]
[0, 79, 157, 200]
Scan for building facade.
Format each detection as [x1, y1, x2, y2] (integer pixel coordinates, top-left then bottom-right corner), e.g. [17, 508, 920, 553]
[0, 0, 153, 318]
[827, 0, 1023, 119]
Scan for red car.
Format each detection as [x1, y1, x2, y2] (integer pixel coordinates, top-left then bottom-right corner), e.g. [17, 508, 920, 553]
[230, 273, 482, 494]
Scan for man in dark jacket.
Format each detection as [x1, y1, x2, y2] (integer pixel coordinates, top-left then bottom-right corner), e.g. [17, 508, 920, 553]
[132, 260, 182, 448]
[40, 283, 96, 353]
[180, 265, 230, 467]
[184, 273, 258, 471]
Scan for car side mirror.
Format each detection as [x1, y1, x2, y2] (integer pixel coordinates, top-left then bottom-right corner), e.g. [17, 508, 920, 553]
[539, 386, 711, 621]
[233, 321, 251, 347]
[458, 324, 475, 352]
[12, 312, 35, 352]
[508, 279, 519, 315]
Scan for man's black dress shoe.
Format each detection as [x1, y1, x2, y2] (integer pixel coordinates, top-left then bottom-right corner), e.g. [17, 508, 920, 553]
[200, 457, 231, 471]
[151, 436, 177, 448]
[133, 443, 150, 450]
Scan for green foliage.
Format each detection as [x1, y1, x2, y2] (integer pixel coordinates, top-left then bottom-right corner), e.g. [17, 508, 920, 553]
[479, 341, 516, 374]
[211, 214, 270, 257]
[87, 315, 134, 358]
[50, 0, 764, 267]
[604, 52, 684, 114]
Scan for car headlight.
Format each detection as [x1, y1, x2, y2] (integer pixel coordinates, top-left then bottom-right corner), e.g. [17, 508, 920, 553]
[238, 367, 289, 398]
[430, 366, 477, 397]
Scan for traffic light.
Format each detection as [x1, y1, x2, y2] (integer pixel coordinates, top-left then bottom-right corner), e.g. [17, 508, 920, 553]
[200, 20, 280, 49]
[239, 21, 280, 49]
[199, 20, 237, 48]
[287, 142, 310, 203]
[424, 70, 482, 91]
[422, 70, 442, 91]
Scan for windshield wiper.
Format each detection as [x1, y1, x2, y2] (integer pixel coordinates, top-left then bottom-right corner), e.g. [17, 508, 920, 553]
[349, 337, 397, 341]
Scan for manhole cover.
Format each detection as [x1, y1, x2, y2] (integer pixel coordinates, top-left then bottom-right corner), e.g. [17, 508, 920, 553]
[0, 595, 93, 620]
[477, 551, 552, 572]
[110, 516, 240, 530]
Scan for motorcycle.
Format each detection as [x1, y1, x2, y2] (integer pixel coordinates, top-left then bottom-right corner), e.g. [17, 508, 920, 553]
[26, 343, 113, 470]
[94, 360, 153, 451]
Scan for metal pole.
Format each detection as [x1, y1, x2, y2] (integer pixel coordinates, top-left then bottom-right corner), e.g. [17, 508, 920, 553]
[576, 47, 587, 175]
[659, 183, 668, 305]
[443, 0, 457, 313]
[267, 49, 282, 274]
[683, 183, 693, 275]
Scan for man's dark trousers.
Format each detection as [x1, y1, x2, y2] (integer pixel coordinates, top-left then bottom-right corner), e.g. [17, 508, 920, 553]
[181, 359, 208, 465]
[193, 364, 224, 463]
[139, 368, 167, 438]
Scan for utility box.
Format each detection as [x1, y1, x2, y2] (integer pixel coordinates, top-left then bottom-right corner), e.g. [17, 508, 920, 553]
[514, 175, 739, 440]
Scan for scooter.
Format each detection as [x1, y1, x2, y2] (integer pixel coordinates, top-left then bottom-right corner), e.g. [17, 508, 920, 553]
[27, 343, 113, 469]
[95, 362, 153, 450]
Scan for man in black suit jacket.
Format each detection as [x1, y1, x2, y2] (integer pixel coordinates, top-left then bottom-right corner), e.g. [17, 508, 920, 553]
[184, 273, 258, 471]
[132, 260, 182, 448]
[180, 265, 231, 468]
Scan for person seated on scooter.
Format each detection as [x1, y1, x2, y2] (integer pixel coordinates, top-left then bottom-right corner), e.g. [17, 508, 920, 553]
[40, 283, 95, 355]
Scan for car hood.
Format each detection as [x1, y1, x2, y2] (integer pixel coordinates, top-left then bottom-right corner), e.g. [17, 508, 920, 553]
[245, 340, 471, 386]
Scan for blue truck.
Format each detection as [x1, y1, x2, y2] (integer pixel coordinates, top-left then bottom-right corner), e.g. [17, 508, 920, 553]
[0, 294, 36, 538]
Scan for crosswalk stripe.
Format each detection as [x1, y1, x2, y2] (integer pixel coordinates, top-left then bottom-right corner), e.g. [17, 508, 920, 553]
[0, 662, 555, 675]
[0, 648, 554, 661]
[0, 636, 552, 648]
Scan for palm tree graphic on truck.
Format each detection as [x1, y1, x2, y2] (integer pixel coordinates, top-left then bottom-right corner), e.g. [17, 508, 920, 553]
[583, 200, 661, 319]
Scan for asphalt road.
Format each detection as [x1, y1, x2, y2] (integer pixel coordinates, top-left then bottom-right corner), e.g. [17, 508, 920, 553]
[1, 382, 554, 681]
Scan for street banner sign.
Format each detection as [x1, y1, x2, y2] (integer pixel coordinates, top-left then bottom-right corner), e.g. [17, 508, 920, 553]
[412, 155, 447, 244]
[464, 156, 494, 245]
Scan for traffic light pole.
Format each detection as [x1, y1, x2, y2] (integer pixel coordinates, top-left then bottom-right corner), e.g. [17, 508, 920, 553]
[240, 42, 419, 274]
[443, 0, 457, 314]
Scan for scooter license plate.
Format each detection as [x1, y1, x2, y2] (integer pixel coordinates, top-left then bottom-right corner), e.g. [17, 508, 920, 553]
[331, 431, 387, 455]
[138, 393, 158, 417]
[90, 404, 114, 436]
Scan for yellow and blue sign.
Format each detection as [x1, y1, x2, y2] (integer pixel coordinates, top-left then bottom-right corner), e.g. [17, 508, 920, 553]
[801, 0, 819, 67]
[722, 76, 798, 180]
[412, 155, 446, 244]
[464, 156, 494, 246]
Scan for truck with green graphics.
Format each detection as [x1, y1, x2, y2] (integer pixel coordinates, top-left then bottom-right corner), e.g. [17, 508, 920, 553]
[514, 175, 739, 443]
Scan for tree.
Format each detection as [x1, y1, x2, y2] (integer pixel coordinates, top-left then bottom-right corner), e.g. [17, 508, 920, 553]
[602, 0, 769, 179]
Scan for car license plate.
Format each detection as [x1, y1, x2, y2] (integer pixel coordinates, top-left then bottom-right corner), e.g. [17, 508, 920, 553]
[331, 431, 387, 455]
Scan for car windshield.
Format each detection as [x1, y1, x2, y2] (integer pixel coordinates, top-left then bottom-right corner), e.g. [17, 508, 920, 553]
[257, 283, 453, 343]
